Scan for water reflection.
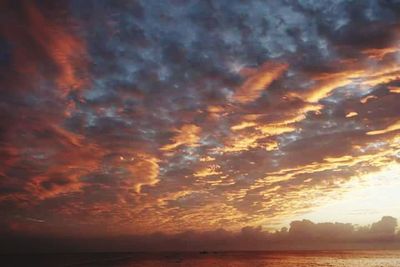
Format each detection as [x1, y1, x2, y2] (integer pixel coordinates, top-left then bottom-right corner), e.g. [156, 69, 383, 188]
[2, 250, 400, 266]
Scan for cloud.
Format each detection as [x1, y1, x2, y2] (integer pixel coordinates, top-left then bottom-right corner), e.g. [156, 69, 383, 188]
[389, 86, 400, 94]
[126, 153, 160, 193]
[1, 216, 399, 252]
[1, 0, 400, 240]
[232, 62, 288, 104]
[160, 124, 201, 152]
[370, 216, 398, 236]
[345, 111, 358, 118]
[366, 120, 400, 135]
[288, 219, 355, 241]
[0, 0, 88, 96]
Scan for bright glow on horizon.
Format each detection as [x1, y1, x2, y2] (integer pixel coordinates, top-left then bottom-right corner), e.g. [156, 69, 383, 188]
[290, 162, 400, 227]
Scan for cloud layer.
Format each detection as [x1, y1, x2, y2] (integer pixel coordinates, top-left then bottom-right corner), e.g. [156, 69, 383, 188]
[0, 0, 400, 244]
[1, 216, 399, 252]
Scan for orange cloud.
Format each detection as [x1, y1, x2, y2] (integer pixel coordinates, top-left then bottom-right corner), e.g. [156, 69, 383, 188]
[366, 120, 400, 135]
[0, 1, 88, 96]
[25, 3, 88, 93]
[298, 55, 400, 105]
[127, 153, 160, 193]
[26, 131, 104, 200]
[362, 47, 398, 60]
[233, 62, 288, 104]
[161, 124, 201, 151]
[346, 111, 358, 118]
[199, 156, 216, 162]
[360, 95, 378, 104]
[303, 69, 365, 103]
[389, 86, 400, 94]
[193, 164, 222, 178]
[231, 121, 257, 131]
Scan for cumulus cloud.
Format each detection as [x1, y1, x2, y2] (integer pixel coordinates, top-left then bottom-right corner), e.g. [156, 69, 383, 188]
[370, 216, 398, 236]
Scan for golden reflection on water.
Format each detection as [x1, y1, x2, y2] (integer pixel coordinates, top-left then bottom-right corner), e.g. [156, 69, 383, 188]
[3, 250, 400, 266]
[111, 250, 400, 267]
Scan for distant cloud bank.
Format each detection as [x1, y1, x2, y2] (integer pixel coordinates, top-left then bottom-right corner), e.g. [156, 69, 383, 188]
[1, 216, 399, 252]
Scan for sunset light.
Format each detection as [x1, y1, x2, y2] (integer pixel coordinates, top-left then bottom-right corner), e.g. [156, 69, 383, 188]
[1, 0, 400, 266]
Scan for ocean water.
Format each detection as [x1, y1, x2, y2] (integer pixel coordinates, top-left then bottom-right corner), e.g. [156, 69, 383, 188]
[2, 250, 400, 267]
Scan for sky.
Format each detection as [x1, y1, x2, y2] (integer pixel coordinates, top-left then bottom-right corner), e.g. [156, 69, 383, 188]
[1, 0, 400, 251]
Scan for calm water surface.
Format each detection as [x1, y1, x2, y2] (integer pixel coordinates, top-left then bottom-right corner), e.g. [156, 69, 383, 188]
[2, 250, 400, 267]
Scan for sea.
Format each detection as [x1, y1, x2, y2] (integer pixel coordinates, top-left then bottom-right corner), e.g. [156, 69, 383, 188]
[1, 250, 400, 267]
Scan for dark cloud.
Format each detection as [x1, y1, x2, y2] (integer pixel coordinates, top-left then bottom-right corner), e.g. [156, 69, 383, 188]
[370, 216, 398, 236]
[1, 217, 399, 253]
